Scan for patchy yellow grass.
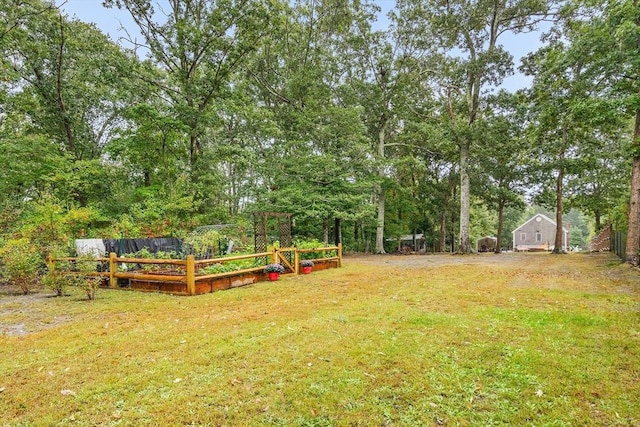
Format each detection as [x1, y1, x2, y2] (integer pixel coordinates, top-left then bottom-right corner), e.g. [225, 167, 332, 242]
[1, 252, 639, 426]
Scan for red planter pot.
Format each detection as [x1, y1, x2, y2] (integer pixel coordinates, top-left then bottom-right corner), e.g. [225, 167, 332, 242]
[302, 266, 312, 274]
[268, 272, 280, 281]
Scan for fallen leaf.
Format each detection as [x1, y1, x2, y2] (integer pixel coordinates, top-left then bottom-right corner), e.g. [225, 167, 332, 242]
[535, 389, 544, 397]
[0, 387, 5, 393]
[173, 378, 182, 383]
[61, 389, 76, 396]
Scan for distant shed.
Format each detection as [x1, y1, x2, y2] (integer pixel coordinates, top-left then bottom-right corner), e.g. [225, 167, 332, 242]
[477, 236, 497, 253]
[398, 234, 426, 253]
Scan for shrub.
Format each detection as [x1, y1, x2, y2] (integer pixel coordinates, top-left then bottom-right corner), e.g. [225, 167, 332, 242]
[74, 254, 102, 300]
[184, 229, 222, 258]
[0, 238, 42, 295]
[42, 246, 76, 296]
[42, 267, 72, 297]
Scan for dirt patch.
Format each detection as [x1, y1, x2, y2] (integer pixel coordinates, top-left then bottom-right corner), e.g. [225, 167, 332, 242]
[0, 290, 73, 336]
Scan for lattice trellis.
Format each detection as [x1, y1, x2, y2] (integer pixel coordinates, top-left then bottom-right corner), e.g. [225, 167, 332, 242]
[253, 212, 292, 259]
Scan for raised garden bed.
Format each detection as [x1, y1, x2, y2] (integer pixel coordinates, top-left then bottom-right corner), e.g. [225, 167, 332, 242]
[81, 245, 343, 296]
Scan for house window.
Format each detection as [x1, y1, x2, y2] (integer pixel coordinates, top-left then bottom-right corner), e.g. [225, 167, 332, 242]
[520, 232, 526, 241]
[536, 232, 542, 242]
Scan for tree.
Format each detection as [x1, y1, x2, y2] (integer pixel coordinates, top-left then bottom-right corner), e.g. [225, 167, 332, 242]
[3, 4, 132, 159]
[554, 0, 640, 263]
[566, 133, 628, 231]
[103, 0, 274, 169]
[524, 0, 635, 257]
[249, 0, 375, 243]
[475, 91, 528, 253]
[396, 0, 550, 253]
[523, 40, 583, 254]
[1, 0, 136, 209]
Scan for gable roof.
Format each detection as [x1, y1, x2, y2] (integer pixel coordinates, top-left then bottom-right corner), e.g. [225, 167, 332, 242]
[399, 234, 424, 241]
[512, 214, 569, 235]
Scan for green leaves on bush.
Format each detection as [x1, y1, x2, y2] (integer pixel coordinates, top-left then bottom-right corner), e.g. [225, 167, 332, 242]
[0, 238, 42, 295]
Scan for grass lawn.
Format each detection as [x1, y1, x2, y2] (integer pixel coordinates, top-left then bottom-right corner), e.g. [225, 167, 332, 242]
[1, 252, 639, 426]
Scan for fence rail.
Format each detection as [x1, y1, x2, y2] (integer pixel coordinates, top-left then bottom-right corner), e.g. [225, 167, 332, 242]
[49, 244, 343, 296]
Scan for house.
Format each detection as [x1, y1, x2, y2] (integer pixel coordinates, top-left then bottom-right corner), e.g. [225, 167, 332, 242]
[512, 214, 569, 252]
[476, 236, 497, 253]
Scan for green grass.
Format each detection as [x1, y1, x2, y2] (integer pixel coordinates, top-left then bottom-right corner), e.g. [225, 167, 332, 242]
[1, 252, 639, 426]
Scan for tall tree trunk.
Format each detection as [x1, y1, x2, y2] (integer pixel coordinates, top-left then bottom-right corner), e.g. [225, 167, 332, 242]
[553, 125, 567, 254]
[375, 188, 386, 253]
[495, 199, 505, 254]
[189, 133, 198, 168]
[375, 124, 387, 254]
[439, 211, 446, 252]
[322, 217, 329, 246]
[458, 141, 472, 253]
[625, 108, 640, 264]
[450, 206, 456, 253]
[363, 221, 370, 253]
[54, 14, 74, 154]
[553, 168, 565, 253]
[334, 218, 342, 246]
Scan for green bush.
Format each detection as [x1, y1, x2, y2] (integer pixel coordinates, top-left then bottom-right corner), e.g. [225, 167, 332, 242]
[0, 238, 42, 295]
[42, 267, 72, 297]
[184, 230, 221, 259]
[74, 254, 102, 300]
[199, 258, 262, 275]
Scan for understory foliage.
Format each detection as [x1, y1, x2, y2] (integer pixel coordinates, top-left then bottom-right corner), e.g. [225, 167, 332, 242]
[0, 0, 635, 270]
[42, 254, 101, 300]
[0, 238, 41, 295]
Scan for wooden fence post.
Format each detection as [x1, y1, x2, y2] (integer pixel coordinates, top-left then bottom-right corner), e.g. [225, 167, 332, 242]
[337, 243, 343, 267]
[272, 248, 278, 264]
[294, 247, 300, 275]
[186, 255, 196, 295]
[109, 252, 117, 289]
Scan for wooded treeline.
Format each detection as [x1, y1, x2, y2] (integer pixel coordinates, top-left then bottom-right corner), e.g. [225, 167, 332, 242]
[0, 0, 636, 260]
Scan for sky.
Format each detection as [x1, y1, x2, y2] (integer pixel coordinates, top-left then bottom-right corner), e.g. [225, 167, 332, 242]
[57, 0, 543, 92]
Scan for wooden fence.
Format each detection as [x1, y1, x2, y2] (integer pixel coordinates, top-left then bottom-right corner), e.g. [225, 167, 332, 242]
[48, 244, 342, 296]
[589, 224, 628, 261]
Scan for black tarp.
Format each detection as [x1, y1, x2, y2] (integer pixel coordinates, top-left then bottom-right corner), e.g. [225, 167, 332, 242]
[102, 238, 182, 256]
